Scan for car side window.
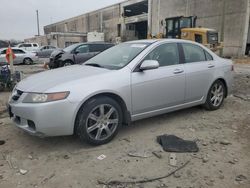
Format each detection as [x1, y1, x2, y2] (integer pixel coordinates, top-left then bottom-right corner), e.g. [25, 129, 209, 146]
[12, 49, 19, 54]
[75, 45, 89, 53]
[24, 44, 32, 47]
[89, 44, 105, 52]
[143, 43, 179, 67]
[205, 50, 213, 61]
[1, 50, 6, 55]
[182, 43, 206, 63]
[33, 44, 38, 47]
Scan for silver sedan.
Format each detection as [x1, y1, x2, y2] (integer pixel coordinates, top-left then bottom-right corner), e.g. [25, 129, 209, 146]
[0, 48, 38, 65]
[8, 39, 233, 145]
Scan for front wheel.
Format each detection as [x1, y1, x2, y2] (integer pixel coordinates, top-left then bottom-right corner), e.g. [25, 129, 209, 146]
[75, 97, 122, 145]
[63, 60, 73, 67]
[204, 80, 226, 111]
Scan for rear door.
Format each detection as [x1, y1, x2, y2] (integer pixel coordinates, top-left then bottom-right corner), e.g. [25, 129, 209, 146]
[12, 49, 26, 64]
[89, 44, 106, 55]
[181, 43, 215, 102]
[131, 42, 185, 115]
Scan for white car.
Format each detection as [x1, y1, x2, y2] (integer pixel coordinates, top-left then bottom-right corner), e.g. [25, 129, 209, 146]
[0, 48, 39, 65]
[16, 43, 39, 52]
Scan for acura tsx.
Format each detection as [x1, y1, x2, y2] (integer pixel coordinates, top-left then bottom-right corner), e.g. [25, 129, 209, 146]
[8, 39, 233, 145]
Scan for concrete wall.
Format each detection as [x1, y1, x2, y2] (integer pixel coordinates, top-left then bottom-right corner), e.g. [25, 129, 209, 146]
[24, 35, 48, 46]
[150, 0, 250, 57]
[44, 4, 121, 43]
[25, 34, 86, 48]
[40, 0, 249, 56]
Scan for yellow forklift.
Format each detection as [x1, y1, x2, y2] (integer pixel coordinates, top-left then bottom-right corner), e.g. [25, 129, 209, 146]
[150, 16, 222, 52]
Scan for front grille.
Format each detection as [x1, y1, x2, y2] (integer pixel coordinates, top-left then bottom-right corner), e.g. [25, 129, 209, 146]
[12, 90, 23, 101]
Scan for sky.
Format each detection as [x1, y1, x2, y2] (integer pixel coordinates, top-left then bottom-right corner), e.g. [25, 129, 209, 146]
[0, 0, 124, 40]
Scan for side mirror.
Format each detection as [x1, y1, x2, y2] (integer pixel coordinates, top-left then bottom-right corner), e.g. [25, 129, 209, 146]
[140, 60, 159, 71]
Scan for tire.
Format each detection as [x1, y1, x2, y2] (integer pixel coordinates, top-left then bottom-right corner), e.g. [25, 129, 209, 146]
[23, 58, 33, 65]
[75, 96, 123, 145]
[63, 60, 73, 67]
[204, 80, 226, 111]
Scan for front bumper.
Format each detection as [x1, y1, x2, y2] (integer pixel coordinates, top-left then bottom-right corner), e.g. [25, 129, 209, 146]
[8, 92, 77, 137]
[49, 58, 62, 69]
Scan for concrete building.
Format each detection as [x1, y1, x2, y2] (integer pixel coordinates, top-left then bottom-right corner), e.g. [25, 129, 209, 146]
[25, 0, 250, 57]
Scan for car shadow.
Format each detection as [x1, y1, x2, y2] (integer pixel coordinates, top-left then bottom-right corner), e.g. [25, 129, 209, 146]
[9, 105, 206, 154]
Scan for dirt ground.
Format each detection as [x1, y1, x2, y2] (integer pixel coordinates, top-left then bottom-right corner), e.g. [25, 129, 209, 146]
[0, 61, 250, 188]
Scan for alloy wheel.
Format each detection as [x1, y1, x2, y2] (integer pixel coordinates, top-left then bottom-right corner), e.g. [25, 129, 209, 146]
[210, 82, 224, 107]
[86, 104, 119, 141]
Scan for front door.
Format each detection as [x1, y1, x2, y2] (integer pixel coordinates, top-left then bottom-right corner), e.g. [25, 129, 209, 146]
[131, 43, 185, 115]
[74, 44, 92, 64]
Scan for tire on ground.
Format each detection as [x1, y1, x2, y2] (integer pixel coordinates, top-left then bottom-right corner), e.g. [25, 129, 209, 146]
[204, 79, 226, 111]
[75, 96, 123, 145]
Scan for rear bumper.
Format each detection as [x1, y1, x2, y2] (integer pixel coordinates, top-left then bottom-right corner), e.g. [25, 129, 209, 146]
[8, 94, 78, 137]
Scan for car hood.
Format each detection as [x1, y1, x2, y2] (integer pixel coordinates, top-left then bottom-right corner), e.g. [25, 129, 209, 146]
[50, 49, 64, 58]
[17, 65, 110, 92]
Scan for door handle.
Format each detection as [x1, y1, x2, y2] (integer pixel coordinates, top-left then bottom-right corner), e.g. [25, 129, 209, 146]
[208, 64, 215, 68]
[173, 69, 184, 74]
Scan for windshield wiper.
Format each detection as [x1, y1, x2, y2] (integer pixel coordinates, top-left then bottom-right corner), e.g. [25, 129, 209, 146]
[85, 63, 103, 68]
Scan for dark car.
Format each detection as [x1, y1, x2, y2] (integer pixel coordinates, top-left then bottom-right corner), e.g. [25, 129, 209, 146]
[49, 42, 114, 69]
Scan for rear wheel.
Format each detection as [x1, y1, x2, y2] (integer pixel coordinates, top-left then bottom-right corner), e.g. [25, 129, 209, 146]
[204, 80, 226, 111]
[23, 58, 33, 65]
[75, 96, 122, 145]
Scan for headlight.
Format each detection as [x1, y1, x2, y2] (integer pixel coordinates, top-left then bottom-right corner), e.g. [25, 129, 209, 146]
[23, 91, 70, 103]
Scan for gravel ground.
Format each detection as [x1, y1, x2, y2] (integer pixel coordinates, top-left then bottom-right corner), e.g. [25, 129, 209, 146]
[0, 62, 249, 188]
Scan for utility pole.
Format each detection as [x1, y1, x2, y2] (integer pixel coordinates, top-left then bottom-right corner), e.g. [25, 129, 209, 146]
[220, 0, 226, 57]
[36, 10, 40, 36]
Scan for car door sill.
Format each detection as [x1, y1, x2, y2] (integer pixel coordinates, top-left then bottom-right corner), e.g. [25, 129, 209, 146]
[131, 97, 204, 121]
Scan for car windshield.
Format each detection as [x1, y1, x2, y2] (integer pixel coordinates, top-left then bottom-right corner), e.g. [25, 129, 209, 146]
[63, 44, 80, 53]
[84, 43, 150, 70]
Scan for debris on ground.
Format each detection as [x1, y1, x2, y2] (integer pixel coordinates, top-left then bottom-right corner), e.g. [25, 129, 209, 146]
[98, 160, 190, 186]
[128, 151, 151, 158]
[173, 171, 181, 178]
[19, 169, 28, 175]
[169, 153, 177, 167]
[41, 173, 55, 184]
[152, 151, 162, 159]
[63, 154, 70, 159]
[0, 140, 5, 145]
[220, 140, 231, 145]
[235, 174, 247, 182]
[97, 154, 107, 160]
[157, 135, 199, 153]
[202, 156, 209, 163]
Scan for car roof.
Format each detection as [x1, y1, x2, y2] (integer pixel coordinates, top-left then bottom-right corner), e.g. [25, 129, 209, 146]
[78, 42, 114, 45]
[125, 39, 207, 46]
[0, 47, 26, 51]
